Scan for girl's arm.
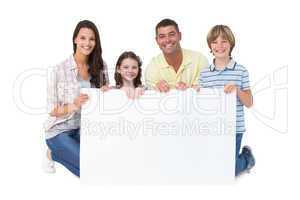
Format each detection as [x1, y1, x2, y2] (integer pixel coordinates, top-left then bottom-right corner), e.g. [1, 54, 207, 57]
[100, 84, 113, 92]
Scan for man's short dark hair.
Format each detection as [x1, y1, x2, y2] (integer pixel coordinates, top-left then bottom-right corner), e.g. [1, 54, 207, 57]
[155, 18, 179, 35]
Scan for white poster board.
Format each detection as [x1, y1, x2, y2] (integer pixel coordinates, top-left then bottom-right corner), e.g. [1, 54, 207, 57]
[80, 88, 236, 185]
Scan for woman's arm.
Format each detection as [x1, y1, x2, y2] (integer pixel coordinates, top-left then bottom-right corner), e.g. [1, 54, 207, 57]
[49, 93, 89, 117]
[49, 103, 78, 117]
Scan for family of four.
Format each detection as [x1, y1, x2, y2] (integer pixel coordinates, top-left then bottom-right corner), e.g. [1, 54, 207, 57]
[43, 18, 255, 178]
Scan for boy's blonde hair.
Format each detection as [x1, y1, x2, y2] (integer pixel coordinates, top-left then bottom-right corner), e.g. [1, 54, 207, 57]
[207, 25, 235, 56]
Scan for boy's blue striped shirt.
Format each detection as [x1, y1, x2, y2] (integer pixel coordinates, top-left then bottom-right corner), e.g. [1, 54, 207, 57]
[199, 59, 250, 133]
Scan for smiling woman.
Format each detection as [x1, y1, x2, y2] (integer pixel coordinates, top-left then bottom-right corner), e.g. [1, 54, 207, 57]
[42, 20, 110, 177]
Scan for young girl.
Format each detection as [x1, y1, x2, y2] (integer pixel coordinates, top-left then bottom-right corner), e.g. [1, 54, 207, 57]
[114, 51, 145, 98]
[43, 20, 109, 177]
[199, 25, 255, 176]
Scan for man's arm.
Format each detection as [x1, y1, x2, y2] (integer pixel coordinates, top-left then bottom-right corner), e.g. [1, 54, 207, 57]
[145, 59, 160, 89]
[192, 53, 209, 86]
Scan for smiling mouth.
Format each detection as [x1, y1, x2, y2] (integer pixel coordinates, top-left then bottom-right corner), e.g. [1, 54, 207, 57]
[165, 44, 174, 49]
[82, 46, 92, 50]
[125, 74, 137, 78]
[215, 50, 226, 53]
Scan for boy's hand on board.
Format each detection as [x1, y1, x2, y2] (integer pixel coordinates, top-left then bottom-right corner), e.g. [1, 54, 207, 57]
[224, 82, 239, 94]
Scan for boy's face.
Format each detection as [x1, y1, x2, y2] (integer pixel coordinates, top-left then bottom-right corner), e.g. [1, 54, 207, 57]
[210, 35, 231, 59]
[156, 25, 181, 55]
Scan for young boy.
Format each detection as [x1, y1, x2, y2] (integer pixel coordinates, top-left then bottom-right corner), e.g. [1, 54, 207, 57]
[199, 25, 255, 176]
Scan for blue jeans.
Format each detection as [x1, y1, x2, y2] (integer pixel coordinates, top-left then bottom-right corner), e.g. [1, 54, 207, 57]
[46, 129, 80, 177]
[235, 132, 248, 176]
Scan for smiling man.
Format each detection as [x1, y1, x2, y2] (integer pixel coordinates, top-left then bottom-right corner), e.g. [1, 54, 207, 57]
[145, 18, 208, 92]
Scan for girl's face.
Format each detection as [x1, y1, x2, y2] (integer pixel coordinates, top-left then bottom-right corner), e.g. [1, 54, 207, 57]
[74, 28, 96, 56]
[210, 35, 231, 59]
[117, 58, 139, 82]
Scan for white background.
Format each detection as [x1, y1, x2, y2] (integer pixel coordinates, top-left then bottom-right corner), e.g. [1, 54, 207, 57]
[0, 0, 298, 199]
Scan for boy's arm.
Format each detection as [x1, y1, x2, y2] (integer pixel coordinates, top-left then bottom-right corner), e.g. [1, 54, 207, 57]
[224, 67, 253, 108]
[239, 68, 253, 108]
[237, 89, 253, 108]
[224, 84, 253, 108]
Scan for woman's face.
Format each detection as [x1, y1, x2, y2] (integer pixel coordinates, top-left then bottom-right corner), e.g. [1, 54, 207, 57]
[117, 58, 139, 82]
[74, 28, 96, 56]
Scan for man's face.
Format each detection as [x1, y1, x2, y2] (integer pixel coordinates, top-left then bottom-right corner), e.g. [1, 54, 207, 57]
[156, 25, 181, 55]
